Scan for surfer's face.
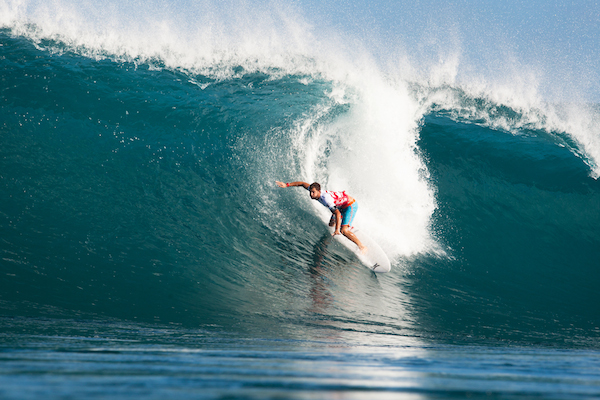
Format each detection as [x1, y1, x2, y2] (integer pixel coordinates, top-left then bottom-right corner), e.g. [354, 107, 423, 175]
[309, 188, 320, 200]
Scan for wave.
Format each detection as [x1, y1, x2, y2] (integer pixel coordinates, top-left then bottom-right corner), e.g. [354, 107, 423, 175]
[1, 1, 600, 346]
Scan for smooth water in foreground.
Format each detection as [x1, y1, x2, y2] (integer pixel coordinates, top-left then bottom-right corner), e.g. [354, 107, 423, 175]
[2, 317, 600, 400]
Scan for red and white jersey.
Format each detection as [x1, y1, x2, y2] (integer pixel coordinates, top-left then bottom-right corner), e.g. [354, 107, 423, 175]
[318, 190, 351, 211]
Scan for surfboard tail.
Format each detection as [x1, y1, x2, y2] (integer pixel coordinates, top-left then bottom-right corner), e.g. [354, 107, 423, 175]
[371, 262, 391, 273]
[329, 225, 391, 273]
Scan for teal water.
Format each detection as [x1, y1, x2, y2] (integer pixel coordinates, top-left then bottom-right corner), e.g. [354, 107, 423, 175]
[2, 3, 600, 398]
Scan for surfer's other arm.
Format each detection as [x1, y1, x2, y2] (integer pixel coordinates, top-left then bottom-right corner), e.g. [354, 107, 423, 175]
[275, 181, 309, 189]
[331, 208, 342, 235]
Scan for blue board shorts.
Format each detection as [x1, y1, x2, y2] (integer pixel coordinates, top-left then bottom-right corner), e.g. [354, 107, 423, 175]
[340, 201, 358, 227]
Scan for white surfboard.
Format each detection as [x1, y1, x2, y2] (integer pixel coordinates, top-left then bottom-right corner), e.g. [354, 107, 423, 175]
[332, 227, 391, 273]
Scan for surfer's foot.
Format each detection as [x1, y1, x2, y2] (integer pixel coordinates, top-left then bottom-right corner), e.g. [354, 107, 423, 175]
[359, 245, 368, 255]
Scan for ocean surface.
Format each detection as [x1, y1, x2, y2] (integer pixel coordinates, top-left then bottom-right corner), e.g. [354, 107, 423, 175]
[2, 1, 600, 398]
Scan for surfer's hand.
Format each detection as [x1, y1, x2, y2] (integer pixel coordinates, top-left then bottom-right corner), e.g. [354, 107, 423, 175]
[275, 181, 286, 188]
[333, 230, 341, 236]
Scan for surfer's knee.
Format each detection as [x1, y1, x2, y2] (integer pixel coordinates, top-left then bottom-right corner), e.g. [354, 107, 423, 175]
[340, 225, 351, 235]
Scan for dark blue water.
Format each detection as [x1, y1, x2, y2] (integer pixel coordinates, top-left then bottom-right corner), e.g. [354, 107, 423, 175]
[1, 10, 600, 398]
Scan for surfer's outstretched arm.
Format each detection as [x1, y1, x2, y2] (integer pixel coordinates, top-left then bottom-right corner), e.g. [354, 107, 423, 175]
[276, 181, 309, 189]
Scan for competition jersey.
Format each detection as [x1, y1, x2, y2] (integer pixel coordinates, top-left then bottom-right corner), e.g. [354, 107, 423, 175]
[317, 190, 352, 211]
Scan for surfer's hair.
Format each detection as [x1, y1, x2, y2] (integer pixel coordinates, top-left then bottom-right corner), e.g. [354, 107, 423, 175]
[309, 182, 321, 191]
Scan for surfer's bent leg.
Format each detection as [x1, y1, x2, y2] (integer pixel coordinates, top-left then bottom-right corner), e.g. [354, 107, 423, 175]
[339, 203, 366, 252]
[341, 202, 358, 228]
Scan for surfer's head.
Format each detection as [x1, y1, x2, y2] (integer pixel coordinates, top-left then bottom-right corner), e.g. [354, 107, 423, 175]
[309, 182, 321, 199]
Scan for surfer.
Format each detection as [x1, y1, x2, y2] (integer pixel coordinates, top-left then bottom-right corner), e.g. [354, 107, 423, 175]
[275, 181, 367, 253]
